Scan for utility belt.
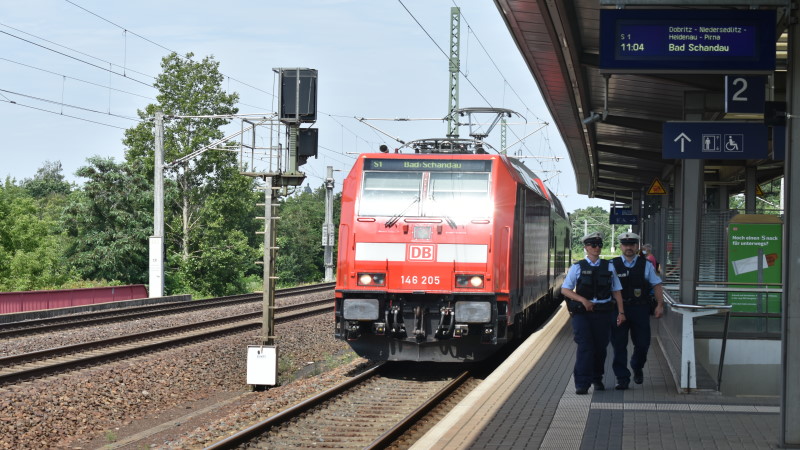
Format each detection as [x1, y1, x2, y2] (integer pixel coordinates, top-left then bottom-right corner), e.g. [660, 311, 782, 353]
[623, 297, 652, 306]
[621, 296, 658, 315]
[567, 299, 614, 314]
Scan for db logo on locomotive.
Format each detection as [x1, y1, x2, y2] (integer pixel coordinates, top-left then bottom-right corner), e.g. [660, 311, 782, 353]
[407, 244, 435, 261]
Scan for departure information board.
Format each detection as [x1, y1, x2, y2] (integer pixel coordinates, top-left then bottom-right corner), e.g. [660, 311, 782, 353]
[600, 9, 776, 73]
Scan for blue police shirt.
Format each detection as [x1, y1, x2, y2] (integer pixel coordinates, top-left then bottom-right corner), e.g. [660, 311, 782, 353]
[561, 257, 623, 303]
[616, 255, 663, 287]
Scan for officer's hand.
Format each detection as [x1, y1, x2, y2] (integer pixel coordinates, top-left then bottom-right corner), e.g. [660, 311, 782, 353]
[616, 313, 626, 326]
[582, 299, 594, 312]
[654, 305, 664, 319]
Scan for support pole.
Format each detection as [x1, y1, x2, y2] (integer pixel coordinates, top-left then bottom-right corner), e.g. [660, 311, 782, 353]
[781, 2, 800, 445]
[262, 176, 276, 346]
[745, 166, 757, 213]
[149, 111, 165, 298]
[323, 166, 335, 282]
[446, 7, 460, 138]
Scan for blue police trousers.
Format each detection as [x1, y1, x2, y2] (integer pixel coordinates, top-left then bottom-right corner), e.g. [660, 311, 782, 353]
[571, 309, 615, 388]
[611, 303, 651, 380]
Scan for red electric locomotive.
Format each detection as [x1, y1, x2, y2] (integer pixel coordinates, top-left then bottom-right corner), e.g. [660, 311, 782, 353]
[334, 139, 570, 362]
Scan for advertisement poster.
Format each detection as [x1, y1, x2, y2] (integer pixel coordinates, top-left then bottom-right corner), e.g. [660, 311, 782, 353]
[727, 215, 782, 313]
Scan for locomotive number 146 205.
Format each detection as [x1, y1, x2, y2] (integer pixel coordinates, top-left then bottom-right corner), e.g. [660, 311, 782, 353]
[401, 275, 441, 285]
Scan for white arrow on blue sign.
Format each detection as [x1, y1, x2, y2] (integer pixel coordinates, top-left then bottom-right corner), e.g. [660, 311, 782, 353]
[662, 122, 768, 159]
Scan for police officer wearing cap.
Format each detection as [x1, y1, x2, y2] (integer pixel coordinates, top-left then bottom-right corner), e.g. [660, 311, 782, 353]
[610, 232, 664, 390]
[561, 232, 625, 395]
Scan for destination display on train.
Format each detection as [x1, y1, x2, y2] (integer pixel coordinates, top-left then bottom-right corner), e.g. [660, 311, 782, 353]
[364, 158, 492, 172]
[600, 9, 776, 73]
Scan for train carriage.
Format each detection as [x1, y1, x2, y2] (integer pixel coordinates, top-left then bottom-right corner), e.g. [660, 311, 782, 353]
[334, 142, 570, 362]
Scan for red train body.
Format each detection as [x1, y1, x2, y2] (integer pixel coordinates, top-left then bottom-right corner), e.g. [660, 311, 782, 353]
[334, 148, 570, 362]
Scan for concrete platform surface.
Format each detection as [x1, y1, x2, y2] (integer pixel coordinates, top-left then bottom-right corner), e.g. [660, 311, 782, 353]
[412, 304, 780, 449]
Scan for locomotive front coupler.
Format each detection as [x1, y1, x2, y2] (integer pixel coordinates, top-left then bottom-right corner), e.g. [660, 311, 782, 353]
[386, 304, 407, 339]
[346, 321, 361, 341]
[435, 306, 455, 339]
[481, 325, 495, 344]
[413, 306, 426, 341]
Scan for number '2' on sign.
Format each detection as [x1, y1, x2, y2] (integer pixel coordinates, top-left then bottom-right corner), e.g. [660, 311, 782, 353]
[725, 76, 765, 114]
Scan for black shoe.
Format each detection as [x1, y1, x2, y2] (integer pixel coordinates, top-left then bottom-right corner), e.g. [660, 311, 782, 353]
[633, 369, 644, 384]
[615, 379, 629, 390]
[576, 386, 589, 395]
[593, 381, 605, 391]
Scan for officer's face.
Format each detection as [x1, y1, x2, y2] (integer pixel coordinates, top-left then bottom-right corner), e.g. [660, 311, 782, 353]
[584, 241, 602, 257]
[621, 242, 639, 258]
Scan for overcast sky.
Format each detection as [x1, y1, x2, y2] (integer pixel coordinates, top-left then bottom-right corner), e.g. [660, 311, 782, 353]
[0, 0, 610, 213]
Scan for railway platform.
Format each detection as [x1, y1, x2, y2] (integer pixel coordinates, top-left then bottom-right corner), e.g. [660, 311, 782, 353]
[411, 304, 780, 449]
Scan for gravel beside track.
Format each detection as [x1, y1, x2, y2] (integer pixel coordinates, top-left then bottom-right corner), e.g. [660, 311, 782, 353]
[0, 291, 370, 449]
[0, 292, 324, 358]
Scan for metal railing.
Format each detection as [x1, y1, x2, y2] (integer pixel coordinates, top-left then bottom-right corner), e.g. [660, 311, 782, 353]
[660, 287, 732, 392]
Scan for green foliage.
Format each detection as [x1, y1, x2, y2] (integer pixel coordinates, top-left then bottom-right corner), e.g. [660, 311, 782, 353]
[21, 161, 72, 199]
[729, 177, 783, 214]
[0, 177, 74, 290]
[568, 206, 611, 256]
[1, 53, 338, 296]
[63, 156, 152, 285]
[122, 52, 261, 297]
[275, 185, 341, 287]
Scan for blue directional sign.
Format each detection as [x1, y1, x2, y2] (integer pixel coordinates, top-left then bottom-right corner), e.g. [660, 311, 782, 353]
[725, 76, 766, 114]
[662, 122, 768, 159]
[600, 9, 776, 73]
[610, 207, 639, 225]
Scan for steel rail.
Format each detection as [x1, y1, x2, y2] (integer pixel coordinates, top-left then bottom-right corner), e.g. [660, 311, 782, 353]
[364, 370, 471, 449]
[0, 299, 333, 385]
[204, 367, 471, 450]
[0, 282, 334, 338]
[204, 364, 384, 450]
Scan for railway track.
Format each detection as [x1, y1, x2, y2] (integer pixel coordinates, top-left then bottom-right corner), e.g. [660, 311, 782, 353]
[205, 363, 478, 449]
[0, 282, 334, 339]
[0, 298, 333, 386]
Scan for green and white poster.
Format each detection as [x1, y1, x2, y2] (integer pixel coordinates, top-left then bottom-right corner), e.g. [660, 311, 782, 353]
[727, 214, 782, 313]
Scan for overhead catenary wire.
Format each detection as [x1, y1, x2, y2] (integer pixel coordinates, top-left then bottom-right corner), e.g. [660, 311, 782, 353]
[59, 0, 380, 170]
[0, 97, 128, 129]
[0, 57, 155, 100]
[0, 88, 142, 122]
[396, 1, 555, 172]
[0, 28, 154, 88]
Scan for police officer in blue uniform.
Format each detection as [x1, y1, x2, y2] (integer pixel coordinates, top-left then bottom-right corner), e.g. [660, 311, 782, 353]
[561, 232, 625, 395]
[610, 232, 664, 390]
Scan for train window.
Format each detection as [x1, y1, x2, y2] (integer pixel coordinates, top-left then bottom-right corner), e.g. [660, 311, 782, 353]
[360, 172, 423, 216]
[426, 172, 491, 218]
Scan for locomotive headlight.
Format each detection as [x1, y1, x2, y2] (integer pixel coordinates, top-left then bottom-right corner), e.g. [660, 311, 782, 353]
[358, 272, 385, 286]
[469, 276, 484, 288]
[455, 274, 484, 289]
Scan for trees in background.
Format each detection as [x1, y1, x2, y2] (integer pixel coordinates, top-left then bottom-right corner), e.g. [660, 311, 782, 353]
[63, 156, 152, 285]
[122, 52, 261, 297]
[568, 206, 611, 256]
[0, 52, 337, 296]
[0, 170, 74, 291]
[275, 185, 341, 287]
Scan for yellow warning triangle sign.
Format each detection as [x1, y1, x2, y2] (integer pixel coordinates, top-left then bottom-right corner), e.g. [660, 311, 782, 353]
[647, 178, 667, 195]
[756, 184, 764, 197]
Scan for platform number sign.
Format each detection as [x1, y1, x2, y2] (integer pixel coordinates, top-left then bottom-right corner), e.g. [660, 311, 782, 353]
[725, 76, 765, 114]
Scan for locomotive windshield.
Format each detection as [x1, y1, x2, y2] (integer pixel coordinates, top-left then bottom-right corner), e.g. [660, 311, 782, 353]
[359, 158, 492, 219]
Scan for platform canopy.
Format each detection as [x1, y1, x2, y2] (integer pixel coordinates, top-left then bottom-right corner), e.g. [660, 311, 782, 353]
[493, 0, 789, 202]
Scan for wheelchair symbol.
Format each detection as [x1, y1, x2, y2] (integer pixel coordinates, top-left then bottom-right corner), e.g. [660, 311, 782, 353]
[724, 134, 743, 153]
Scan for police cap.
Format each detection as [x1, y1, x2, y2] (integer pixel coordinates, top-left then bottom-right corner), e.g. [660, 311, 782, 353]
[618, 231, 640, 245]
[581, 232, 603, 245]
